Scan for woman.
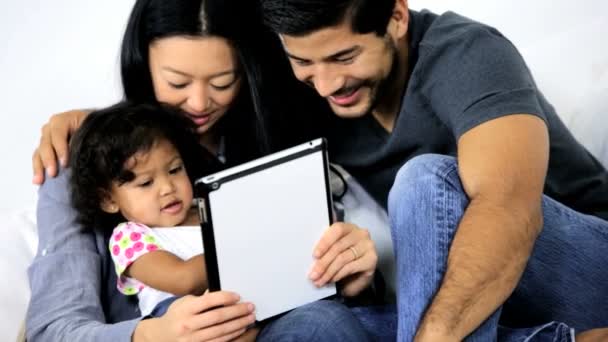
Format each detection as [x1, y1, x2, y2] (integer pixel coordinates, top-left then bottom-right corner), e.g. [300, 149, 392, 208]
[26, 0, 379, 341]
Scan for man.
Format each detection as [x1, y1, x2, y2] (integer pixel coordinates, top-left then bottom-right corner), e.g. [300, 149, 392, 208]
[260, 0, 608, 340]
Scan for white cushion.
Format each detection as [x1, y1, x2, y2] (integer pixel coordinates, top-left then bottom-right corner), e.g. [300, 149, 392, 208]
[0, 206, 37, 342]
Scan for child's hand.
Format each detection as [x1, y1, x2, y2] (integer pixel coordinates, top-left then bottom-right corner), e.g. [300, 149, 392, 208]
[308, 222, 378, 297]
[134, 291, 256, 342]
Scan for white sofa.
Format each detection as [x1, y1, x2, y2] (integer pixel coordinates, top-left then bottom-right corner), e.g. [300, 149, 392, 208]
[2, 1, 607, 341]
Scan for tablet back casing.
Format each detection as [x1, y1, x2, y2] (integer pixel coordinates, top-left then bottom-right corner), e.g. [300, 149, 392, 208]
[195, 138, 336, 321]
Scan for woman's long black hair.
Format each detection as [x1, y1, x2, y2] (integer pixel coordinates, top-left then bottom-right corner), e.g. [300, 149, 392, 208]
[120, 0, 298, 164]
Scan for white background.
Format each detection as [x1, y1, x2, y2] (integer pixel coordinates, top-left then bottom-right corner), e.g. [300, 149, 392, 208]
[1, 1, 607, 341]
[1, 0, 607, 211]
[0, 0, 135, 211]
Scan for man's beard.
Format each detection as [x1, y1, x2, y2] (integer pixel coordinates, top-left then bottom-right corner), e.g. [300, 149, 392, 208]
[364, 40, 400, 116]
[328, 40, 401, 118]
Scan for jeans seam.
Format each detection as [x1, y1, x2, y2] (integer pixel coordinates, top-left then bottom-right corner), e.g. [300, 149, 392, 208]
[433, 158, 462, 288]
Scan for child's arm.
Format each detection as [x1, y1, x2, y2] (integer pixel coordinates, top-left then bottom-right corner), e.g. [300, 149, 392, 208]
[109, 222, 207, 296]
[125, 251, 207, 296]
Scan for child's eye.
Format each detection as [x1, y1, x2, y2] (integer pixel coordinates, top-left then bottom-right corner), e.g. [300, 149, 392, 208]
[169, 165, 183, 175]
[138, 180, 153, 188]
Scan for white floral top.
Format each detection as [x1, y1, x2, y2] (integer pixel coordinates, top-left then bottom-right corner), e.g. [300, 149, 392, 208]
[108, 222, 162, 295]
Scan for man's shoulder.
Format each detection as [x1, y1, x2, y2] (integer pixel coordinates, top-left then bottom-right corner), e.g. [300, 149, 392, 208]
[37, 167, 72, 205]
[413, 10, 507, 54]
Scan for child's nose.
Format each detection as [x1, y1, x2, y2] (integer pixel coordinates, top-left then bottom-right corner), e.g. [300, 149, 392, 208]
[160, 178, 176, 196]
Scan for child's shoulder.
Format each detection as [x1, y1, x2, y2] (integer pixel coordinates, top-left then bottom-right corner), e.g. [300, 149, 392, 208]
[114, 221, 151, 230]
[110, 221, 153, 239]
[109, 221, 162, 253]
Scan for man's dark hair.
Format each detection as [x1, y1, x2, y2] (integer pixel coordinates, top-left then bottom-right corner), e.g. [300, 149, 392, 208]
[68, 101, 221, 231]
[260, 0, 396, 36]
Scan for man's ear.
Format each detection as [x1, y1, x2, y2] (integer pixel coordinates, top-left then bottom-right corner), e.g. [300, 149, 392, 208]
[100, 192, 119, 214]
[387, 0, 409, 40]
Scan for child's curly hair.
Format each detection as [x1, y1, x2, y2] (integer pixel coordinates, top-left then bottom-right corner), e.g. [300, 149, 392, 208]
[68, 101, 222, 231]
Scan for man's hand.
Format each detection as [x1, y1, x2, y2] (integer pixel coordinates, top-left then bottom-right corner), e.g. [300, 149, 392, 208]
[32, 109, 89, 184]
[309, 222, 377, 297]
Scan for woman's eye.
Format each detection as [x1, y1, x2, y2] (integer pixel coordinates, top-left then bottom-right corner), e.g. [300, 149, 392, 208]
[168, 82, 188, 89]
[211, 83, 232, 91]
[169, 165, 183, 174]
[211, 78, 238, 91]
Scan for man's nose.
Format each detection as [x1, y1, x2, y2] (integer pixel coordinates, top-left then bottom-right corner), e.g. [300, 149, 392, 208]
[313, 65, 344, 98]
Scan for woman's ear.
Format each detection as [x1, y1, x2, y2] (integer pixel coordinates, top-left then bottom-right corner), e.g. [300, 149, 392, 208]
[387, 0, 409, 40]
[100, 193, 120, 214]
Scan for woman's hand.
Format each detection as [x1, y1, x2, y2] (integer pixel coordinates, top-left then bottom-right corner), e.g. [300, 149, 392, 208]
[133, 291, 256, 342]
[309, 222, 378, 297]
[32, 109, 89, 184]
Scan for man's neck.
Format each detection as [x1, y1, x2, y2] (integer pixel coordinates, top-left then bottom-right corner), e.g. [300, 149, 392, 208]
[372, 36, 410, 133]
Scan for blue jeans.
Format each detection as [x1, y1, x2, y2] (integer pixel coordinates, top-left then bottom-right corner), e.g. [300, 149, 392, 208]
[388, 154, 608, 341]
[257, 300, 373, 341]
[152, 298, 379, 341]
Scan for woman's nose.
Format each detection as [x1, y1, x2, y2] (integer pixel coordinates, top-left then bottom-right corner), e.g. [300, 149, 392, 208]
[187, 83, 210, 113]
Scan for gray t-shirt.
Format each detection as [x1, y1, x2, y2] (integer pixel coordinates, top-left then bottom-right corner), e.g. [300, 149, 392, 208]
[328, 10, 608, 220]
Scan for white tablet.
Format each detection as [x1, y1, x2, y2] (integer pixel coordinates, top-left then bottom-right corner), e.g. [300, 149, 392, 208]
[194, 138, 337, 322]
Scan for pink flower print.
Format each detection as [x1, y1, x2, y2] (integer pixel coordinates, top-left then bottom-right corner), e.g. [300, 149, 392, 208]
[146, 244, 158, 252]
[114, 231, 123, 241]
[133, 241, 144, 252]
[112, 245, 121, 256]
[138, 285, 145, 291]
[125, 248, 134, 259]
[130, 232, 142, 241]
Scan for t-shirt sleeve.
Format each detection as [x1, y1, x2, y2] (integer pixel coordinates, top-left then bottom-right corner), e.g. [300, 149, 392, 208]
[418, 23, 547, 139]
[108, 222, 162, 295]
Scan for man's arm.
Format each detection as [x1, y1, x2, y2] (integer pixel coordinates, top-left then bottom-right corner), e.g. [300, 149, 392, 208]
[26, 169, 140, 341]
[416, 114, 549, 341]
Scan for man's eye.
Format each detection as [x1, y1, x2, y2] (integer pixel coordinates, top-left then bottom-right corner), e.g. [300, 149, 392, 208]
[294, 60, 312, 67]
[170, 165, 183, 174]
[335, 56, 355, 64]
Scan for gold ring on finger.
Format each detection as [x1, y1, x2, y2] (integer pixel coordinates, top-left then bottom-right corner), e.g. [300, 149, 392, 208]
[349, 246, 359, 260]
